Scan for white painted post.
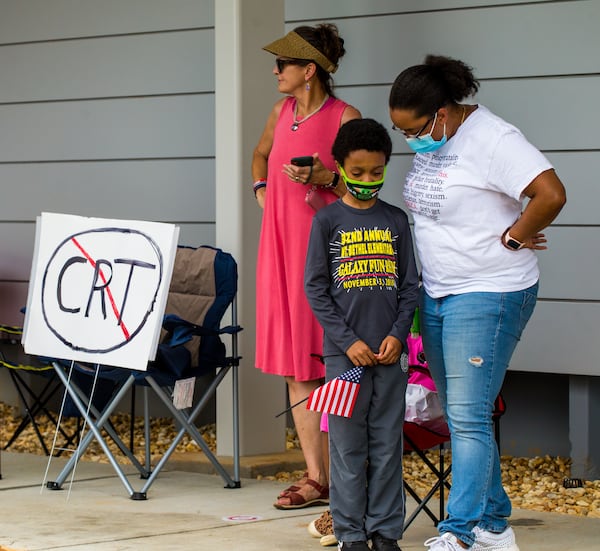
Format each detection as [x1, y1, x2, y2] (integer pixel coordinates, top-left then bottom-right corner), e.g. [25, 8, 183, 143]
[214, 0, 287, 456]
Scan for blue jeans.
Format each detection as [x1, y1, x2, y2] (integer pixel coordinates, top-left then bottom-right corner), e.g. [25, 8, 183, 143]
[420, 283, 538, 546]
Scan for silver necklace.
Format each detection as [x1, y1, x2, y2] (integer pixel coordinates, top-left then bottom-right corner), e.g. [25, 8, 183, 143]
[291, 95, 329, 131]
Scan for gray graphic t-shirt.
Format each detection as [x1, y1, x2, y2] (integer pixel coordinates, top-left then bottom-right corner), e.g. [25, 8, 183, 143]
[304, 199, 419, 356]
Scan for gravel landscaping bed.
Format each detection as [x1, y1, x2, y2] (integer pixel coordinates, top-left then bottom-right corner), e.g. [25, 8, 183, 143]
[2, 402, 599, 518]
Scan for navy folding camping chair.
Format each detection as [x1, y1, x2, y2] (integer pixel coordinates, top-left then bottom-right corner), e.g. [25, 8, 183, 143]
[44, 245, 242, 499]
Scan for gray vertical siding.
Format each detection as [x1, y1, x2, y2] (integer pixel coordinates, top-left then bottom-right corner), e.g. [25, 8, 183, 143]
[0, 0, 216, 325]
[0, 0, 597, 457]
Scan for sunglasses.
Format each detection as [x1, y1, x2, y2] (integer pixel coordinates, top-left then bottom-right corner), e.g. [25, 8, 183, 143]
[275, 57, 310, 73]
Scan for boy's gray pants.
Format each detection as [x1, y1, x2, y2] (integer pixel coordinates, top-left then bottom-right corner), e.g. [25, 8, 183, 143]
[327, 355, 407, 543]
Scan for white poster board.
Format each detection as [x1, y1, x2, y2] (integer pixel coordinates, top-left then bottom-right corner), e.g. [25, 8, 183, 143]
[22, 213, 179, 371]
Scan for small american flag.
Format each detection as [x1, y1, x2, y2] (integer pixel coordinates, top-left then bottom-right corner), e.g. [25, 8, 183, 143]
[306, 366, 364, 418]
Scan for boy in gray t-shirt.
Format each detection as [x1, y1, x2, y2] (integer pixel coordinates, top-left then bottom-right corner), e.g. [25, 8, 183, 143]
[305, 119, 419, 551]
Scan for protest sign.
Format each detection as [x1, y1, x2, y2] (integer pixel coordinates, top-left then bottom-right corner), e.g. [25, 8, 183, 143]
[23, 213, 179, 370]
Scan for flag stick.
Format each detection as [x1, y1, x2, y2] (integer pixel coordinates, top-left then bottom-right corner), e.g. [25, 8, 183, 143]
[275, 396, 309, 418]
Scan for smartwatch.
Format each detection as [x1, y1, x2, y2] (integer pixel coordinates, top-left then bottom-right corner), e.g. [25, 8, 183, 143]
[325, 172, 340, 189]
[503, 228, 525, 250]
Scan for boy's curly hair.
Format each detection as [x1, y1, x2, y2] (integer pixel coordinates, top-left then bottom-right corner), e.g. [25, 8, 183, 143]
[332, 118, 392, 165]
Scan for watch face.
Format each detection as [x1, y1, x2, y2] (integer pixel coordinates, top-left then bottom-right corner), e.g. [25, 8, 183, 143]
[506, 238, 522, 250]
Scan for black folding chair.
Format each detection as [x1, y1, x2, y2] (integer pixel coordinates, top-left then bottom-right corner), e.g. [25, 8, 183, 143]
[403, 419, 451, 530]
[1, 326, 79, 456]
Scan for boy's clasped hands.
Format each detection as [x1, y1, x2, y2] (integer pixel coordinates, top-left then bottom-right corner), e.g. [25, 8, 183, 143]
[346, 336, 402, 367]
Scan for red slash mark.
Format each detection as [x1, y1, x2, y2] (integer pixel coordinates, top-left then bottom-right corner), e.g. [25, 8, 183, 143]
[71, 237, 131, 340]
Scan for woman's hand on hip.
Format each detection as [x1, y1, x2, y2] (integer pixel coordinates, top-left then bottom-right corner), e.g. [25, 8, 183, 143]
[524, 232, 548, 250]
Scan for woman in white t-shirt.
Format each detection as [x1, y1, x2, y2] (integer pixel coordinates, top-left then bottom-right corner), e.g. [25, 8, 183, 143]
[388, 55, 566, 551]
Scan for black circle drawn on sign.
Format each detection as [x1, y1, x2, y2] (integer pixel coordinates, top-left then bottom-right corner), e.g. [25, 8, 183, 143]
[41, 227, 164, 354]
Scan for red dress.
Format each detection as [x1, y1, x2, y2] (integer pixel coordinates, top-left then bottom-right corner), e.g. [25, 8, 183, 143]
[255, 96, 349, 381]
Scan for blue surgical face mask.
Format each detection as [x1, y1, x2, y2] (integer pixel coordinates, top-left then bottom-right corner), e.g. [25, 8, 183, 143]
[405, 112, 447, 153]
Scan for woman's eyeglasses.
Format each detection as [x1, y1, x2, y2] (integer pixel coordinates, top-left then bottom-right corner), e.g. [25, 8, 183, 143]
[392, 116, 434, 139]
[275, 57, 309, 73]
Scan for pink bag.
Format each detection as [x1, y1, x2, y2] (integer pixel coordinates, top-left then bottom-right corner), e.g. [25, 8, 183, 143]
[405, 332, 445, 427]
[305, 186, 327, 211]
[407, 333, 435, 392]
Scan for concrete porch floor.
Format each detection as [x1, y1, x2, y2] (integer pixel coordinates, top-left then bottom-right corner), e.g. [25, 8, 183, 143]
[1, 450, 599, 551]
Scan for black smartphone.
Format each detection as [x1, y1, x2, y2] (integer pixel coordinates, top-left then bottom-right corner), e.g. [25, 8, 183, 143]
[291, 156, 314, 167]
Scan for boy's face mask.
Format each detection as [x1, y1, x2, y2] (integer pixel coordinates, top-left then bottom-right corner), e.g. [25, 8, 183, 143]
[338, 165, 387, 201]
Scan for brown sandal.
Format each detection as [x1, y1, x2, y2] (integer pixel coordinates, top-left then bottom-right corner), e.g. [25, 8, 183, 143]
[273, 478, 329, 510]
[277, 471, 308, 498]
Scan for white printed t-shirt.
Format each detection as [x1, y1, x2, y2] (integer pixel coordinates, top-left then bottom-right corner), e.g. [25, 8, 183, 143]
[403, 105, 553, 298]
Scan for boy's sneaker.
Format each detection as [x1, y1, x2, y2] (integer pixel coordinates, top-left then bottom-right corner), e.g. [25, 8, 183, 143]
[308, 509, 338, 547]
[338, 541, 371, 550]
[471, 526, 520, 551]
[371, 532, 401, 550]
[424, 533, 466, 550]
